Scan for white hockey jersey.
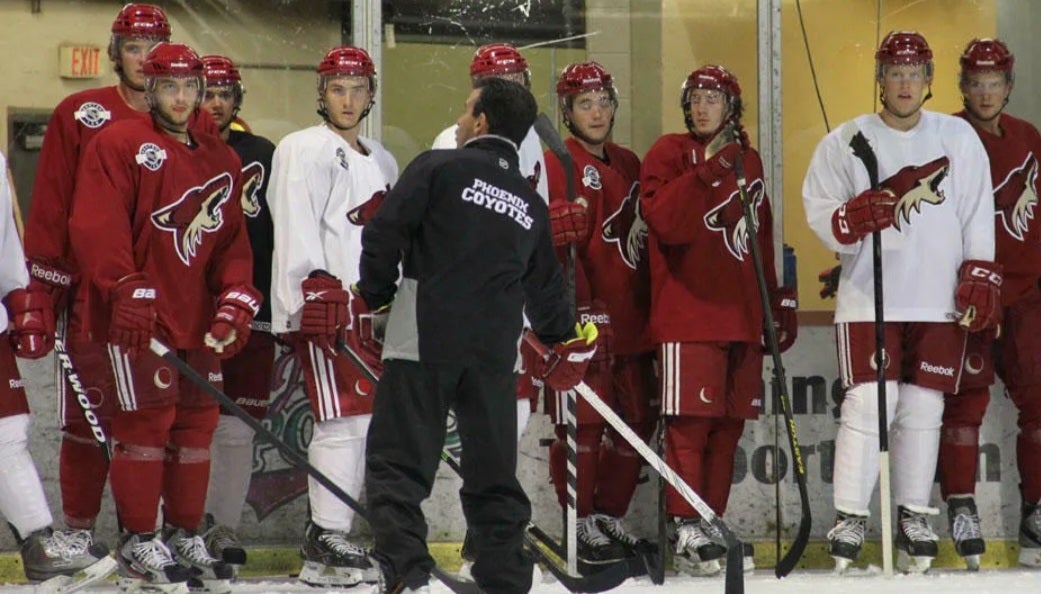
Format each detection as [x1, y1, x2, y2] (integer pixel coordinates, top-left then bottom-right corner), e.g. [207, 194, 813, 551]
[802, 111, 994, 323]
[1, 151, 29, 330]
[270, 124, 399, 332]
[433, 124, 549, 202]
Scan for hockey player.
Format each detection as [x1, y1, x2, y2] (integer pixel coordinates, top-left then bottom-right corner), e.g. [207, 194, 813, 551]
[22, 3, 215, 554]
[543, 62, 657, 566]
[197, 54, 277, 569]
[68, 42, 258, 593]
[641, 64, 795, 576]
[802, 31, 996, 573]
[268, 45, 398, 588]
[1, 150, 116, 591]
[938, 38, 1041, 570]
[362, 76, 598, 594]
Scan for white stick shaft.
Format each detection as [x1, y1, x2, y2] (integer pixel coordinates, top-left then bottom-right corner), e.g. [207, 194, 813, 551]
[880, 452, 893, 575]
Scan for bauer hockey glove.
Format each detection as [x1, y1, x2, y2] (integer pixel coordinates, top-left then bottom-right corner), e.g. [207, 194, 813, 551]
[346, 185, 390, 226]
[768, 287, 798, 353]
[3, 288, 54, 359]
[108, 273, 157, 357]
[819, 265, 841, 299]
[26, 257, 76, 316]
[205, 285, 262, 358]
[300, 270, 349, 352]
[831, 189, 897, 244]
[549, 199, 590, 246]
[954, 260, 1003, 332]
[540, 321, 599, 392]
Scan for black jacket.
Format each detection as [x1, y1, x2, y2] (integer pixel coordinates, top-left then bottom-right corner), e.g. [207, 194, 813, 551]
[358, 135, 574, 371]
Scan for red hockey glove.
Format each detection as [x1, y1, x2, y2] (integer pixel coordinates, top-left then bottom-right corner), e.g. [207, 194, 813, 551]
[26, 257, 76, 315]
[695, 141, 741, 185]
[540, 322, 599, 392]
[818, 265, 841, 299]
[954, 260, 1003, 332]
[576, 300, 612, 363]
[3, 288, 54, 359]
[108, 273, 157, 357]
[549, 200, 589, 246]
[205, 286, 262, 359]
[831, 189, 897, 244]
[300, 270, 349, 351]
[767, 287, 798, 353]
[346, 186, 389, 226]
[345, 285, 388, 375]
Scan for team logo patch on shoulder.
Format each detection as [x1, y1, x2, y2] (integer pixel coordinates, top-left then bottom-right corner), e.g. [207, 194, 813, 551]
[335, 147, 349, 171]
[240, 161, 266, 218]
[582, 164, 602, 190]
[135, 143, 167, 171]
[151, 171, 235, 265]
[73, 102, 112, 129]
[499, 157, 509, 170]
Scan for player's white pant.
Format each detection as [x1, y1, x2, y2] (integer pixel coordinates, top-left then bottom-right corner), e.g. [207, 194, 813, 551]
[0, 414, 53, 536]
[309, 414, 370, 531]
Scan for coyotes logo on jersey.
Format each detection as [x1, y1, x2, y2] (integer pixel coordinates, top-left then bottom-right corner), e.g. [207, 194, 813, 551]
[882, 156, 949, 230]
[601, 181, 647, 269]
[241, 161, 265, 218]
[151, 171, 235, 266]
[704, 178, 764, 261]
[994, 152, 1039, 241]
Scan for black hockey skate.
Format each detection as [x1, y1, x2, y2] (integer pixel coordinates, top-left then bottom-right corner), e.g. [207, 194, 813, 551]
[895, 505, 939, 574]
[673, 517, 725, 577]
[826, 511, 866, 573]
[1019, 500, 1041, 567]
[576, 515, 629, 574]
[164, 527, 234, 593]
[16, 526, 117, 593]
[946, 495, 984, 570]
[299, 520, 378, 587]
[116, 532, 191, 594]
[199, 514, 246, 566]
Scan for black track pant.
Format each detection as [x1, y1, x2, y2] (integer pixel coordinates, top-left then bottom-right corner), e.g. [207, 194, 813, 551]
[366, 359, 534, 594]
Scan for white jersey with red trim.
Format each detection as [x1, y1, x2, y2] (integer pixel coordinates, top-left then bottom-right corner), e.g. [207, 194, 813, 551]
[270, 124, 398, 333]
[0, 151, 29, 329]
[802, 110, 994, 323]
[433, 125, 548, 201]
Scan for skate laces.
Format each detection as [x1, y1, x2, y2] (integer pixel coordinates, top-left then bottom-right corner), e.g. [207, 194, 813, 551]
[700, 519, 725, 545]
[577, 516, 613, 547]
[675, 520, 713, 552]
[594, 514, 639, 546]
[951, 509, 982, 543]
[129, 537, 178, 570]
[205, 523, 241, 552]
[826, 515, 866, 546]
[173, 533, 220, 567]
[900, 511, 938, 542]
[40, 531, 82, 560]
[55, 529, 94, 556]
[318, 528, 367, 557]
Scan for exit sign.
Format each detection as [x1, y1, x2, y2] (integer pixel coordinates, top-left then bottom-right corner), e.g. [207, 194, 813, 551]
[59, 44, 105, 79]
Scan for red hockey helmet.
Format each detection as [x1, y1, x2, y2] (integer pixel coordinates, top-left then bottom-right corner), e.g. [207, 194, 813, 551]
[470, 44, 530, 87]
[111, 3, 171, 39]
[317, 46, 377, 92]
[960, 38, 1014, 80]
[876, 31, 933, 79]
[681, 65, 743, 133]
[143, 43, 203, 78]
[202, 55, 244, 107]
[556, 61, 616, 99]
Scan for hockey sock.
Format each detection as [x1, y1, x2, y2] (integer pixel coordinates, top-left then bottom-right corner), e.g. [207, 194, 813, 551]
[703, 417, 746, 515]
[938, 387, 988, 499]
[206, 414, 256, 528]
[111, 406, 175, 532]
[59, 427, 110, 529]
[663, 416, 711, 517]
[891, 383, 943, 508]
[594, 420, 654, 518]
[163, 405, 219, 530]
[309, 415, 369, 531]
[833, 380, 899, 514]
[549, 424, 602, 516]
[1011, 385, 1041, 503]
[0, 414, 53, 537]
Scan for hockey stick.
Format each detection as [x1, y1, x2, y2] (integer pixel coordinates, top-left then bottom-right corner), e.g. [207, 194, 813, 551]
[335, 340, 630, 593]
[148, 338, 485, 594]
[655, 421, 669, 584]
[844, 125, 894, 576]
[533, 111, 580, 575]
[53, 335, 111, 459]
[731, 155, 811, 577]
[523, 332, 745, 594]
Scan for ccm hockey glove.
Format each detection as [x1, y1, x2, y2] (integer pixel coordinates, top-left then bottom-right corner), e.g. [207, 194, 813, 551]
[540, 321, 599, 392]
[109, 273, 156, 357]
[954, 260, 1003, 332]
[768, 287, 798, 353]
[205, 286, 262, 358]
[831, 189, 897, 244]
[549, 200, 589, 246]
[3, 288, 54, 359]
[300, 270, 349, 352]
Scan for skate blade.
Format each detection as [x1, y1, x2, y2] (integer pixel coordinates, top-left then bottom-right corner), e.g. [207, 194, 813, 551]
[37, 556, 119, 594]
[298, 561, 366, 588]
[117, 576, 190, 594]
[186, 576, 231, 594]
[963, 554, 981, 571]
[896, 550, 934, 574]
[673, 555, 721, 577]
[1018, 547, 1041, 567]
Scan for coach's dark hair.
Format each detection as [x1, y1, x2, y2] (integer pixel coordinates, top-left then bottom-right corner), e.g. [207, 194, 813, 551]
[471, 77, 536, 146]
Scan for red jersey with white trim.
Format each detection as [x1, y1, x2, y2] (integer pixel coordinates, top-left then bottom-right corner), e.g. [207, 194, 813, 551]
[544, 138, 651, 355]
[640, 132, 777, 344]
[25, 85, 217, 269]
[955, 111, 1041, 305]
[69, 118, 252, 349]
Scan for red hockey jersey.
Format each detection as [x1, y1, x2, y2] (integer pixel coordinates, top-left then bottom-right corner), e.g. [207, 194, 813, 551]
[955, 111, 1041, 305]
[545, 139, 652, 355]
[69, 118, 252, 349]
[640, 133, 777, 344]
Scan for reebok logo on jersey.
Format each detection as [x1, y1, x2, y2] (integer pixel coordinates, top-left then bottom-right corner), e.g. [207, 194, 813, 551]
[151, 171, 234, 266]
[461, 178, 534, 230]
[994, 153, 1039, 241]
[8, 378, 25, 390]
[241, 161, 266, 218]
[920, 361, 955, 377]
[135, 143, 167, 171]
[30, 262, 72, 287]
[208, 372, 224, 383]
[74, 102, 112, 128]
[704, 177, 765, 261]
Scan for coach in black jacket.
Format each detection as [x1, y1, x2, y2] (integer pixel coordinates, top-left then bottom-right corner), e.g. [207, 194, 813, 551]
[358, 77, 598, 594]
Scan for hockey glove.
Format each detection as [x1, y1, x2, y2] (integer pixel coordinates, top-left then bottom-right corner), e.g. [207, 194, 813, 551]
[205, 285, 262, 359]
[540, 321, 599, 392]
[549, 200, 590, 246]
[695, 141, 741, 186]
[108, 273, 157, 357]
[576, 300, 612, 363]
[26, 257, 76, 315]
[767, 287, 798, 353]
[345, 285, 389, 375]
[300, 270, 349, 352]
[819, 265, 841, 299]
[3, 288, 54, 359]
[346, 186, 389, 226]
[831, 189, 897, 244]
[954, 260, 1003, 332]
